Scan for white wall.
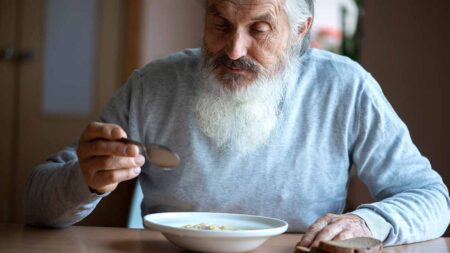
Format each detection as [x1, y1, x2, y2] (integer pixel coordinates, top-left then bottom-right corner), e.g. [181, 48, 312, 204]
[139, 0, 205, 66]
[313, 0, 358, 36]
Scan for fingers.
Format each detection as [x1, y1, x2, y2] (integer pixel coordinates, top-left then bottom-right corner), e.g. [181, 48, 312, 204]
[299, 213, 373, 249]
[333, 230, 354, 241]
[78, 139, 140, 159]
[77, 121, 144, 194]
[80, 122, 127, 142]
[77, 122, 139, 160]
[82, 155, 145, 194]
[310, 219, 347, 248]
[95, 167, 141, 186]
[89, 167, 141, 193]
[299, 213, 336, 248]
[85, 155, 145, 173]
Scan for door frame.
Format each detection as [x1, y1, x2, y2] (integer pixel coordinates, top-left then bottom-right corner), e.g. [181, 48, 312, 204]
[0, 0, 19, 223]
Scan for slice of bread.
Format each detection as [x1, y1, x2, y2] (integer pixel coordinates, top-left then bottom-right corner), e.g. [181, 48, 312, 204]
[295, 237, 383, 253]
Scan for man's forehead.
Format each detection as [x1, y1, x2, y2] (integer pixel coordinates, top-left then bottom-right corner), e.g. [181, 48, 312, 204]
[207, 0, 284, 18]
[208, 0, 281, 5]
[208, 0, 282, 11]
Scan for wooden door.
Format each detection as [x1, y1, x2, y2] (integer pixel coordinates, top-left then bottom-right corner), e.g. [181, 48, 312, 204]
[0, 0, 19, 223]
[0, 0, 130, 224]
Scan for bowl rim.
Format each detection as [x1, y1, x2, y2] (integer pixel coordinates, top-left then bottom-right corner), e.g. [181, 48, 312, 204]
[143, 212, 289, 238]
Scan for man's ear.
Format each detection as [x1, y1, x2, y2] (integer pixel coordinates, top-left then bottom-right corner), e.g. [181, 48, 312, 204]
[294, 16, 313, 42]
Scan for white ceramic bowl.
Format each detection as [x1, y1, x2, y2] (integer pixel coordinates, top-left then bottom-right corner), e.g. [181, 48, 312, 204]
[144, 212, 289, 253]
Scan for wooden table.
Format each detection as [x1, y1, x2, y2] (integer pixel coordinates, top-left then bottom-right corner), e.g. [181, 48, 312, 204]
[0, 224, 449, 252]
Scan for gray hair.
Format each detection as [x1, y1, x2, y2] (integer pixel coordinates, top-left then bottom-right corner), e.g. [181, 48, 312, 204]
[283, 0, 315, 55]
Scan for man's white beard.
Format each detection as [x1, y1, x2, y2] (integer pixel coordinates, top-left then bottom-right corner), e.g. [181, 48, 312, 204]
[194, 50, 300, 154]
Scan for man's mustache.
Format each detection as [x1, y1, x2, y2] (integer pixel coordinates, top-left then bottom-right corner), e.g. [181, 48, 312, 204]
[211, 53, 261, 73]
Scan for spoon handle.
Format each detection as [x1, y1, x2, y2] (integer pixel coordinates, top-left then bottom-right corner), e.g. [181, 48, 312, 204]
[117, 138, 151, 161]
[118, 137, 143, 147]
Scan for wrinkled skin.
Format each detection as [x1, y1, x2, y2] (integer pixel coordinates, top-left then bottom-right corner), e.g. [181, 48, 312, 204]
[298, 213, 373, 248]
[77, 122, 145, 193]
[204, 0, 295, 90]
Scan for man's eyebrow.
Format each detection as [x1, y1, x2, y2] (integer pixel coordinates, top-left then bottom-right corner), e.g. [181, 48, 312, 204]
[207, 5, 221, 16]
[251, 13, 275, 23]
[207, 5, 275, 23]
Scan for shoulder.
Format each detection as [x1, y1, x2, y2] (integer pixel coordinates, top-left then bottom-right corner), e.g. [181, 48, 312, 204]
[301, 48, 369, 80]
[110, 48, 202, 101]
[303, 51, 398, 126]
[120, 48, 202, 101]
[298, 48, 382, 100]
[293, 49, 391, 119]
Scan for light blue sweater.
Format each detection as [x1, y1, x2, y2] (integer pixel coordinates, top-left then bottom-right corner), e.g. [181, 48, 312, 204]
[25, 48, 450, 245]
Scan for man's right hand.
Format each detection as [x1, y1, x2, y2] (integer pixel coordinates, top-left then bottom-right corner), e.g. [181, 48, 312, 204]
[76, 122, 145, 194]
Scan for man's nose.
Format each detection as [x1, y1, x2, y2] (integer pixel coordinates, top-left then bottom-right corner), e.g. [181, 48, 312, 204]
[226, 31, 248, 60]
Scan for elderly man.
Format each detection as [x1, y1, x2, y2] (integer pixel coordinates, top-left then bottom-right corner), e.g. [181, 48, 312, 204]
[25, 0, 449, 249]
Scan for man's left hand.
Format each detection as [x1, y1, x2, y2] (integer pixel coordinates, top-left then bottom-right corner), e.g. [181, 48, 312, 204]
[297, 213, 373, 249]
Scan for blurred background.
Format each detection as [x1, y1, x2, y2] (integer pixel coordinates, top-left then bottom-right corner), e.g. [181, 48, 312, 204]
[0, 0, 449, 236]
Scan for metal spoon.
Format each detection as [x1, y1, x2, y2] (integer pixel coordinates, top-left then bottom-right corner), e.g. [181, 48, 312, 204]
[118, 138, 181, 169]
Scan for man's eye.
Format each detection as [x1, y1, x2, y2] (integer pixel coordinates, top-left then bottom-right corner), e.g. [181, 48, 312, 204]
[251, 23, 271, 34]
[214, 17, 230, 31]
